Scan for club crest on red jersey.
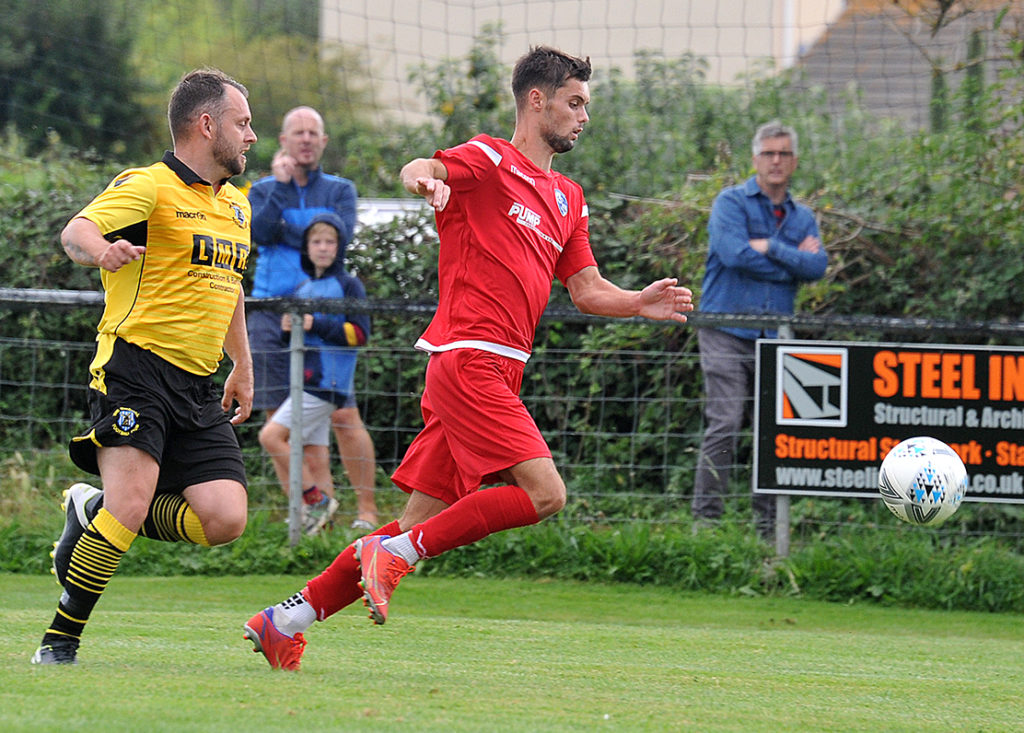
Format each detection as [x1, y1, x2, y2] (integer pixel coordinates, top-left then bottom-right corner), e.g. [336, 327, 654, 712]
[554, 188, 568, 217]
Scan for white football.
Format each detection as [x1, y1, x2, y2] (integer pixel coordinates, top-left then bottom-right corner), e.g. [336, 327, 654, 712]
[878, 436, 967, 526]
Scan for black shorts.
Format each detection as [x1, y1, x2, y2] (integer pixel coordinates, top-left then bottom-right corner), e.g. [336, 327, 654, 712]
[248, 310, 289, 411]
[69, 338, 247, 493]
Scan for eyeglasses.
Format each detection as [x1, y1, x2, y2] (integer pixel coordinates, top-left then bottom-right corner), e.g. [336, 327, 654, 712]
[757, 151, 794, 159]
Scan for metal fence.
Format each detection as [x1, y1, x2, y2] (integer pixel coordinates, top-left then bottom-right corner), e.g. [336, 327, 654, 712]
[3, 288, 1024, 553]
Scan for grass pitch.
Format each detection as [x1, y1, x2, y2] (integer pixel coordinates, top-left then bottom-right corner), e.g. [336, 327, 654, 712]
[2, 573, 1022, 732]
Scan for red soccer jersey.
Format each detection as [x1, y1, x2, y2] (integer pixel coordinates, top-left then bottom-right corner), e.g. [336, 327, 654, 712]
[415, 135, 597, 361]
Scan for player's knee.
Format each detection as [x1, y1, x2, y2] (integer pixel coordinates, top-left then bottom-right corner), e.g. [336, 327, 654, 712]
[533, 483, 566, 520]
[202, 506, 247, 545]
[258, 423, 277, 451]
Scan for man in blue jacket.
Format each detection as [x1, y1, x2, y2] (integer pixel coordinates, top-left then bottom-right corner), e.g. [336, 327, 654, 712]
[693, 121, 828, 540]
[248, 107, 378, 529]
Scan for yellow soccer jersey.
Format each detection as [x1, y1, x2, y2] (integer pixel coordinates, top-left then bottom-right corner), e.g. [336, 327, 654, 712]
[76, 152, 251, 377]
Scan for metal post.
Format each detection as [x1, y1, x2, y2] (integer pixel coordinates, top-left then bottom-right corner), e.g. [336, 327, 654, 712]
[775, 322, 794, 557]
[775, 494, 791, 557]
[287, 311, 305, 547]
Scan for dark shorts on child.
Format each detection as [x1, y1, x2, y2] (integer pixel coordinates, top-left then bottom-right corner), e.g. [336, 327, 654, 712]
[248, 310, 290, 411]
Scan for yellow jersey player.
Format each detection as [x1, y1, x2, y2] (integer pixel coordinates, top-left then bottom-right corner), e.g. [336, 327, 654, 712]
[32, 68, 257, 665]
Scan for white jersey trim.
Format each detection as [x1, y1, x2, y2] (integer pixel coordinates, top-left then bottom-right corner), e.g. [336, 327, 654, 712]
[414, 337, 531, 363]
[468, 140, 502, 166]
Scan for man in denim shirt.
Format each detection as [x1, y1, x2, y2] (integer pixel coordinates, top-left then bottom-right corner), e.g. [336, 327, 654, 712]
[693, 121, 827, 540]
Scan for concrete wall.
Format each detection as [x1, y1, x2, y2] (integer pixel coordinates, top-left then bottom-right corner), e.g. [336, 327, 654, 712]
[321, 0, 845, 123]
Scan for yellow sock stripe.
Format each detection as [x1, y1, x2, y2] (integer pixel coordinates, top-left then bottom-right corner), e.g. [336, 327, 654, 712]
[92, 508, 137, 552]
[148, 495, 170, 541]
[53, 607, 88, 626]
[66, 532, 127, 594]
[180, 504, 210, 546]
[142, 494, 179, 541]
[142, 494, 210, 545]
[44, 628, 83, 640]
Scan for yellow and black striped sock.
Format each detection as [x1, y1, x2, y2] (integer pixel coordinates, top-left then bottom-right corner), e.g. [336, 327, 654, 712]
[137, 493, 209, 546]
[43, 508, 136, 642]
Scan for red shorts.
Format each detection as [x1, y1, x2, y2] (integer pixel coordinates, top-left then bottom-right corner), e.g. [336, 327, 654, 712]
[391, 349, 551, 504]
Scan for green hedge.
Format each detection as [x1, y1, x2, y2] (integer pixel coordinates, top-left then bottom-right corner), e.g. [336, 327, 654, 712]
[3, 43, 1024, 609]
[5, 511, 1022, 613]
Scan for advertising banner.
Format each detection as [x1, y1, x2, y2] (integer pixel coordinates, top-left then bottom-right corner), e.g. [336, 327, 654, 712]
[754, 340, 1024, 503]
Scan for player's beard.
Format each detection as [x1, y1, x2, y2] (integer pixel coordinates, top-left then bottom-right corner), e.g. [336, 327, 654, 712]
[542, 129, 576, 154]
[213, 128, 246, 177]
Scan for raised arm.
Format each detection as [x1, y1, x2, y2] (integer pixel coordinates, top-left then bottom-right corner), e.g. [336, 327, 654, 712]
[400, 158, 450, 211]
[565, 265, 693, 323]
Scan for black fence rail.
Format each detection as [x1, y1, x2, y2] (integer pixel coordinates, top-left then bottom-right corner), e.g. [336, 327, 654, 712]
[3, 289, 1024, 553]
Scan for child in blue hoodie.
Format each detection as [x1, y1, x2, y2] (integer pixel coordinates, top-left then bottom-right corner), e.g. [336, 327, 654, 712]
[259, 213, 374, 535]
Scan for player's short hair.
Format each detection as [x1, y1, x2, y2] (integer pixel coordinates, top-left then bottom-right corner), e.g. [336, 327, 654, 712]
[168, 68, 248, 144]
[511, 46, 592, 109]
[752, 121, 798, 157]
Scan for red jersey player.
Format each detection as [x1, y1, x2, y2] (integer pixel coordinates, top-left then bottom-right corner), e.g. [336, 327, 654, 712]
[244, 46, 693, 670]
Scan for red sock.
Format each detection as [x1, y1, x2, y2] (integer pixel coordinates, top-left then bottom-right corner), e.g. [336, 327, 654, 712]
[410, 484, 539, 558]
[302, 519, 400, 620]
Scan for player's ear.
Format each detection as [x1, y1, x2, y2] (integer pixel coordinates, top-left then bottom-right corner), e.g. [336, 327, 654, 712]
[529, 87, 546, 111]
[199, 112, 216, 141]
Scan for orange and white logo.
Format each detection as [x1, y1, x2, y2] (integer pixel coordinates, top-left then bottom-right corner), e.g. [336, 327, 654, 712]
[776, 346, 848, 427]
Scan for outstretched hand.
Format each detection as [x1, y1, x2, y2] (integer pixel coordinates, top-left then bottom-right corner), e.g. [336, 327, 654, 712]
[414, 176, 451, 211]
[637, 278, 694, 323]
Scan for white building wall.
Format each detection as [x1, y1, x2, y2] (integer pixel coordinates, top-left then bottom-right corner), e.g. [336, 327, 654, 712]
[321, 0, 845, 124]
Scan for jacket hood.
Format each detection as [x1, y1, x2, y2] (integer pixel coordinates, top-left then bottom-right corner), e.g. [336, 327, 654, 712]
[301, 212, 348, 277]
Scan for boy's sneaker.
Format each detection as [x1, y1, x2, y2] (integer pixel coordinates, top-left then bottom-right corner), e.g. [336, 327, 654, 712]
[31, 637, 79, 665]
[51, 483, 103, 587]
[303, 495, 339, 536]
[243, 607, 307, 671]
[355, 535, 414, 625]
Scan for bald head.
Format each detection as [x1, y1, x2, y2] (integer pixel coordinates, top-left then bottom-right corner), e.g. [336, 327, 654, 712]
[278, 106, 328, 174]
[281, 106, 324, 136]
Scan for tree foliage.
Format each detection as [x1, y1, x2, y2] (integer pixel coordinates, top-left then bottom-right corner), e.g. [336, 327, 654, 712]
[0, 0, 152, 158]
[408, 23, 514, 147]
[123, 0, 377, 177]
[4, 0, 1024, 504]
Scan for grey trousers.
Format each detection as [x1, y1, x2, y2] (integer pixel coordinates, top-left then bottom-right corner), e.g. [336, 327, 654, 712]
[692, 328, 774, 525]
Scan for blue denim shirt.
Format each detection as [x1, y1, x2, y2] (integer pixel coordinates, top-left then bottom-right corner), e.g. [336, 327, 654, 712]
[699, 176, 827, 340]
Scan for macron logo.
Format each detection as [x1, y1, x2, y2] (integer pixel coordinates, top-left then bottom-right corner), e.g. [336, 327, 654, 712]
[508, 202, 542, 228]
[509, 164, 535, 186]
